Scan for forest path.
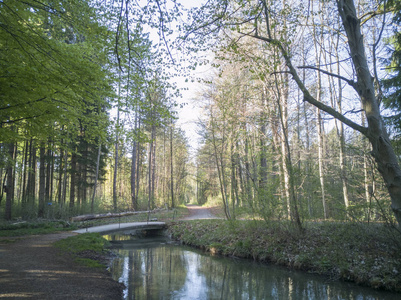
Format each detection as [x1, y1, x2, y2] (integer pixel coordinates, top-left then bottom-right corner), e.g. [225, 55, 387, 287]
[182, 204, 217, 220]
[0, 232, 123, 299]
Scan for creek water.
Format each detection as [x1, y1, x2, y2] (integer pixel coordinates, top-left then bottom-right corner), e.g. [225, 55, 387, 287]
[105, 234, 399, 300]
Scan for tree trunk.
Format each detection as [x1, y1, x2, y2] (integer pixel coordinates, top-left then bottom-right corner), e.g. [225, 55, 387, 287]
[38, 144, 46, 218]
[131, 137, 138, 210]
[170, 122, 174, 208]
[69, 151, 77, 209]
[26, 139, 36, 204]
[210, 106, 231, 219]
[91, 143, 101, 213]
[113, 117, 119, 212]
[5, 142, 15, 220]
[312, 3, 327, 219]
[317, 108, 327, 219]
[21, 139, 28, 205]
[45, 142, 52, 205]
[337, 0, 401, 225]
[61, 150, 68, 206]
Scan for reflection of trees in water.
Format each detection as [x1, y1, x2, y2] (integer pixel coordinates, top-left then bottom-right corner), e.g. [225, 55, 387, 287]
[196, 255, 382, 300]
[111, 245, 187, 300]
[110, 241, 396, 299]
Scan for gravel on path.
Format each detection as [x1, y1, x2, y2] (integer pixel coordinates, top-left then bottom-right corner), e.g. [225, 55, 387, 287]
[0, 232, 123, 299]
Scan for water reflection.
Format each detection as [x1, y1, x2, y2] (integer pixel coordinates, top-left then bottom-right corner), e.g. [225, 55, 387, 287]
[106, 235, 399, 300]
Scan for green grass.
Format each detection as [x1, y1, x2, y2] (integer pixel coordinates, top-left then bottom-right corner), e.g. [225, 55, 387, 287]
[0, 221, 76, 237]
[54, 233, 111, 268]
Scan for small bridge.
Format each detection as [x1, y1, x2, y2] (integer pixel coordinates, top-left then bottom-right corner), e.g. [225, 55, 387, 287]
[73, 222, 166, 235]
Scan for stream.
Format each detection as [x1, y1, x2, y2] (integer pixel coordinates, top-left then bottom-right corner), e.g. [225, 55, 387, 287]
[105, 234, 399, 300]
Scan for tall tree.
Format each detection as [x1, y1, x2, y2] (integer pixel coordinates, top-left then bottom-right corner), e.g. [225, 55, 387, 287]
[183, 0, 401, 226]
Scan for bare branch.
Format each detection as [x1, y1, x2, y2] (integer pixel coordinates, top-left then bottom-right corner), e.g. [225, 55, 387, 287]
[238, 31, 368, 136]
[155, 0, 175, 64]
[297, 65, 357, 88]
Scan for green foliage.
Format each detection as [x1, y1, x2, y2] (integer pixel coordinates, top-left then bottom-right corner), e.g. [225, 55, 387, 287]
[0, 0, 113, 144]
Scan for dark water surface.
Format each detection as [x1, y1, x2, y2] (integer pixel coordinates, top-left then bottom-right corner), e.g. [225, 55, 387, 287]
[105, 235, 399, 300]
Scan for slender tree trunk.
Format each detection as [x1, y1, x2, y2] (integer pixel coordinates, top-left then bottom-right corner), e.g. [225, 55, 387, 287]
[5, 142, 15, 220]
[274, 69, 302, 228]
[91, 143, 101, 213]
[61, 150, 68, 206]
[151, 132, 156, 208]
[317, 109, 327, 219]
[131, 137, 138, 210]
[331, 55, 350, 211]
[22, 140, 28, 205]
[210, 106, 231, 219]
[70, 151, 77, 209]
[244, 129, 253, 207]
[26, 139, 36, 204]
[259, 90, 268, 191]
[136, 139, 141, 206]
[312, 2, 327, 219]
[38, 144, 46, 218]
[113, 111, 120, 212]
[148, 137, 153, 212]
[45, 142, 51, 205]
[170, 122, 174, 208]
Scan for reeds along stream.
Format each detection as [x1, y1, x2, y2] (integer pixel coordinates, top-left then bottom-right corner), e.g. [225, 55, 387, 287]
[105, 234, 399, 300]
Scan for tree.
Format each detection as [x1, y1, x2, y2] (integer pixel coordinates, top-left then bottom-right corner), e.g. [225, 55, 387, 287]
[183, 0, 401, 226]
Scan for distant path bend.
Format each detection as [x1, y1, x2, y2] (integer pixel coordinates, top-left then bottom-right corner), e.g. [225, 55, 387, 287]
[183, 204, 216, 220]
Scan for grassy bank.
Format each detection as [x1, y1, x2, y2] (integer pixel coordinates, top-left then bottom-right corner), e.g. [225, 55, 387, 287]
[54, 233, 112, 268]
[0, 221, 75, 237]
[167, 219, 401, 293]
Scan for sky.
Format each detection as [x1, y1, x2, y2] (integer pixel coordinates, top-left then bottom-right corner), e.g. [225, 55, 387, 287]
[167, 0, 209, 155]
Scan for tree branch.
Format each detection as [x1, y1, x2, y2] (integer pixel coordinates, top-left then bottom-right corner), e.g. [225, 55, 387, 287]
[239, 32, 368, 136]
[155, 0, 175, 64]
[0, 97, 47, 110]
[1, 113, 50, 125]
[297, 65, 357, 88]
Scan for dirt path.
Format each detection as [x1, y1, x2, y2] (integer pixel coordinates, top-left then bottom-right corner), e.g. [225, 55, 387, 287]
[0, 233, 123, 299]
[183, 204, 217, 220]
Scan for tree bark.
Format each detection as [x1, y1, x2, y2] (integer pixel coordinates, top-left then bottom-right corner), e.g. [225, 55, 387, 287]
[38, 144, 46, 218]
[91, 143, 101, 213]
[69, 151, 77, 209]
[337, 0, 401, 225]
[5, 142, 15, 220]
[170, 122, 174, 208]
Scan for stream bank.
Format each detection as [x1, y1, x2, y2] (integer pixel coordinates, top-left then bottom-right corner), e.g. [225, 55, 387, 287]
[167, 219, 401, 293]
